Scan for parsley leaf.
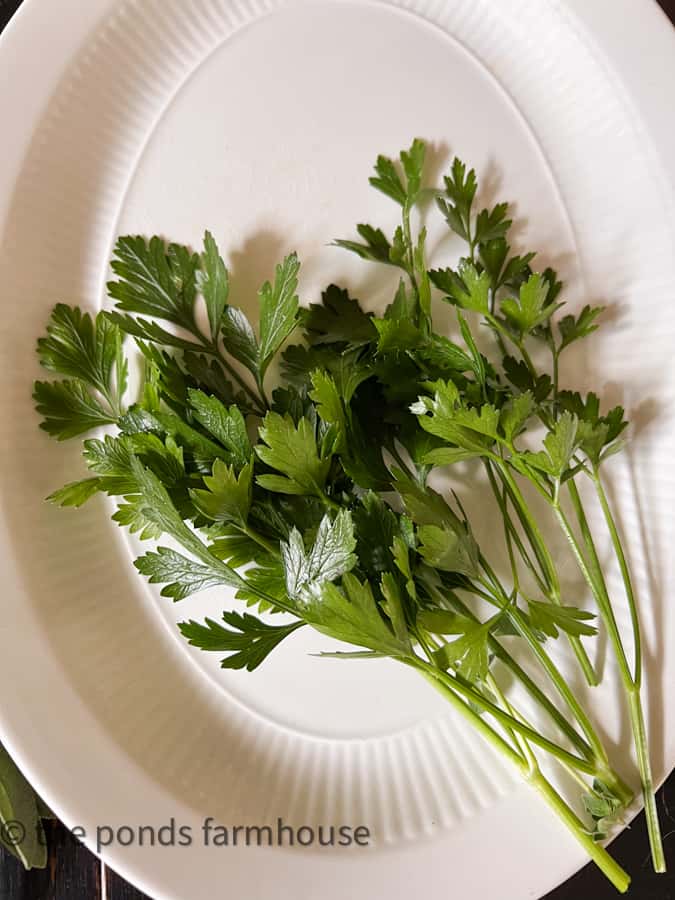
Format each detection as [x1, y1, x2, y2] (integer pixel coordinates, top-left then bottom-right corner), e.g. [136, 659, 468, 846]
[370, 155, 406, 205]
[33, 380, 118, 440]
[281, 510, 357, 601]
[502, 355, 552, 402]
[197, 230, 229, 340]
[221, 307, 260, 377]
[178, 611, 304, 671]
[309, 370, 347, 452]
[37, 304, 126, 406]
[104, 311, 205, 355]
[432, 261, 491, 314]
[500, 273, 562, 337]
[126, 456, 243, 588]
[303, 284, 377, 346]
[557, 391, 628, 466]
[352, 492, 398, 576]
[108, 236, 198, 330]
[418, 609, 475, 635]
[411, 382, 498, 454]
[182, 352, 240, 407]
[528, 600, 597, 639]
[373, 316, 422, 353]
[417, 523, 479, 578]
[306, 573, 410, 656]
[235, 558, 289, 614]
[400, 138, 426, 201]
[380, 572, 410, 647]
[518, 411, 579, 479]
[367, 138, 426, 207]
[256, 412, 330, 496]
[187, 389, 251, 468]
[417, 333, 475, 375]
[582, 780, 625, 841]
[47, 478, 102, 508]
[118, 406, 224, 474]
[83, 432, 184, 495]
[333, 224, 401, 268]
[218, 253, 300, 388]
[500, 392, 535, 442]
[34, 304, 127, 438]
[437, 157, 477, 242]
[433, 618, 493, 683]
[454, 261, 491, 314]
[558, 304, 604, 352]
[393, 469, 463, 532]
[258, 253, 300, 379]
[135, 546, 242, 600]
[189, 459, 252, 525]
[474, 202, 512, 244]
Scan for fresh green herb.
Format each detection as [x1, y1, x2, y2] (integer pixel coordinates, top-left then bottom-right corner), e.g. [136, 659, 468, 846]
[179, 611, 304, 671]
[33, 141, 668, 892]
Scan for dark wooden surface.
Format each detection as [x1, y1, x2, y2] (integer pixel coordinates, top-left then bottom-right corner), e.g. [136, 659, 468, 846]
[1, 0, 674, 897]
[0, 821, 103, 900]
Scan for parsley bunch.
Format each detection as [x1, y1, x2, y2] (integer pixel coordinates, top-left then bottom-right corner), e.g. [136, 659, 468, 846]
[33, 141, 666, 891]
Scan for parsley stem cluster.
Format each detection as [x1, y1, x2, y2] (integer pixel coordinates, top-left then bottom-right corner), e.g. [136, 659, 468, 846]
[415, 145, 665, 874]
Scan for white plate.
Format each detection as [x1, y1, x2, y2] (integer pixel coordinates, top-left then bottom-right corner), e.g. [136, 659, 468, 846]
[1, 1, 674, 898]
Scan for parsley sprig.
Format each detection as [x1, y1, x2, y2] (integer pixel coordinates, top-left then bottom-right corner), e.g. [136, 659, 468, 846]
[33, 140, 667, 891]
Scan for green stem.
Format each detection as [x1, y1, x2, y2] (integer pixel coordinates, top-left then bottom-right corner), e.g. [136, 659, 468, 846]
[402, 201, 420, 304]
[497, 465, 556, 569]
[564, 475, 664, 871]
[518, 341, 538, 381]
[465, 212, 475, 263]
[486, 673, 538, 773]
[240, 525, 280, 558]
[387, 442, 418, 482]
[501, 487, 520, 592]
[488, 675, 631, 809]
[484, 461, 548, 594]
[412, 663, 525, 769]
[567, 479, 606, 592]
[413, 661, 630, 892]
[627, 688, 666, 872]
[490, 640, 593, 759]
[227, 575, 298, 619]
[417, 632, 537, 771]
[255, 375, 271, 412]
[493, 459, 598, 686]
[428, 582, 594, 759]
[484, 312, 526, 360]
[551, 498, 632, 684]
[483, 285, 508, 355]
[530, 771, 631, 893]
[476, 563, 608, 765]
[591, 472, 642, 686]
[493, 329, 509, 359]
[418, 662, 598, 775]
[508, 606, 608, 765]
[565, 478, 634, 679]
[560, 759, 594, 794]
